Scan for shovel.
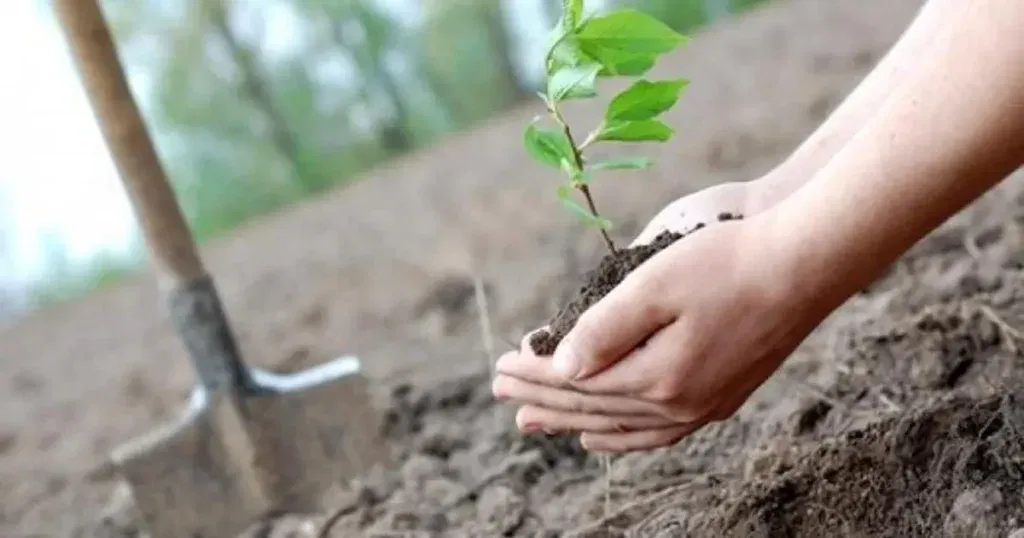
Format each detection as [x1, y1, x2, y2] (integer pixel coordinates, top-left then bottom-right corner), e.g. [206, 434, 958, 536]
[53, 1, 389, 536]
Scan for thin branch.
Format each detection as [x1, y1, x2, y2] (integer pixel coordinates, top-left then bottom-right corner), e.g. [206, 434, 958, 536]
[551, 105, 617, 253]
[473, 273, 498, 377]
[579, 184, 615, 253]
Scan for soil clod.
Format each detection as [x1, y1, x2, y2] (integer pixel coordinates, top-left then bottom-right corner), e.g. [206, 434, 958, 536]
[530, 212, 743, 356]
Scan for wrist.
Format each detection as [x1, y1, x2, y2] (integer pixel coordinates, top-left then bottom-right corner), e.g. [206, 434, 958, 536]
[743, 164, 810, 216]
[753, 192, 868, 322]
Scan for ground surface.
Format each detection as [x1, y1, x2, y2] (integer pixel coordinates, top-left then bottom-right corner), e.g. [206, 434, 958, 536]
[3, 0, 1023, 536]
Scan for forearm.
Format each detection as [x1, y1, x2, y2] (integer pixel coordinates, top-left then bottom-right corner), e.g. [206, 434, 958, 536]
[752, 0, 962, 209]
[775, 0, 1024, 313]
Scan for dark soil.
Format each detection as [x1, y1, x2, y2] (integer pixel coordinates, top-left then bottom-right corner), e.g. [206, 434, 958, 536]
[703, 392, 1024, 537]
[529, 212, 742, 356]
[12, 1, 1022, 536]
[305, 221, 1024, 536]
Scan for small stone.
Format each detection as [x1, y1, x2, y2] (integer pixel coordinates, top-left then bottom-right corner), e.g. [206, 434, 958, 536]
[93, 482, 144, 538]
[478, 484, 528, 536]
[943, 487, 1004, 538]
[1007, 529, 1024, 538]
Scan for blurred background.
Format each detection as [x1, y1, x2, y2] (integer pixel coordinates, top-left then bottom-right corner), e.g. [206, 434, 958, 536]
[0, 0, 769, 323]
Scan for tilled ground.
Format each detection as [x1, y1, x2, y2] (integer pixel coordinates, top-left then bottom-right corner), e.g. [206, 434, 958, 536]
[272, 183, 1024, 536]
[7, 0, 1023, 536]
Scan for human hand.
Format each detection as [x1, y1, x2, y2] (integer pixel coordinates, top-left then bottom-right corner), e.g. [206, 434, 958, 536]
[627, 180, 753, 246]
[493, 208, 828, 453]
[490, 183, 758, 444]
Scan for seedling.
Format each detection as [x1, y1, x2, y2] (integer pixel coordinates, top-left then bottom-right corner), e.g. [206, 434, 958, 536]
[523, 0, 690, 253]
[521, 0, 692, 518]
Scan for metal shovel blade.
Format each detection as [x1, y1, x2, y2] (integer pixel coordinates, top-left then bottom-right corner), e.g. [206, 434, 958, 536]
[53, 3, 391, 535]
[110, 357, 388, 538]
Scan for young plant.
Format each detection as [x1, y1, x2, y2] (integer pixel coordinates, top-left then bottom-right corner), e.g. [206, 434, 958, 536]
[523, 0, 690, 254]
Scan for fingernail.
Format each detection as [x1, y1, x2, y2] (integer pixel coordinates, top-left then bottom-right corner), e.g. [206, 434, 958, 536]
[491, 379, 506, 400]
[520, 422, 542, 433]
[552, 344, 581, 380]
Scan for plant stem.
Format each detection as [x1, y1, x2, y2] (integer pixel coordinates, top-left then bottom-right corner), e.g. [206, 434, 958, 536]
[579, 184, 616, 253]
[551, 106, 618, 254]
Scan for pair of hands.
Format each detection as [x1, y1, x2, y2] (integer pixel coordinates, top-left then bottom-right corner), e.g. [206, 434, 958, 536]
[491, 180, 824, 453]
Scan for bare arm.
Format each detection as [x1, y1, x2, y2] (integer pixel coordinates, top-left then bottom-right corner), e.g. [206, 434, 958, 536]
[752, 0, 966, 209]
[773, 0, 1024, 314]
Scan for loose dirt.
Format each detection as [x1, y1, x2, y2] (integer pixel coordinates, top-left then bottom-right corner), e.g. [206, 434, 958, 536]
[6, 0, 1024, 536]
[530, 212, 741, 356]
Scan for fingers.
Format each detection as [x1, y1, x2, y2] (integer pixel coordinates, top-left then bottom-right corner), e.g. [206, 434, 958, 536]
[579, 422, 705, 453]
[569, 318, 689, 399]
[515, 405, 676, 434]
[552, 263, 676, 382]
[495, 348, 573, 390]
[492, 374, 663, 416]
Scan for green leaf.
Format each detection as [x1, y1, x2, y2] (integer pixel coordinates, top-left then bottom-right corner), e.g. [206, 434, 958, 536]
[596, 52, 656, 77]
[563, 0, 584, 27]
[577, 9, 688, 60]
[557, 184, 612, 229]
[606, 79, 688, 122]
[589, 156, 654, 171]
[524, 124, 577, 169]
[548, 64, 602, 101]
[596, 119, 675, 143]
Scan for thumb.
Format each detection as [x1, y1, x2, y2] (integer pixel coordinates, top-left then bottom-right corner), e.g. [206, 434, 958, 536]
[552, 269, 675, 381]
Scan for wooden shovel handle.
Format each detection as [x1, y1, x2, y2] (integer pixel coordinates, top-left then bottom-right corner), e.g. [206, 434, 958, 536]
[53, 0, 204, 285]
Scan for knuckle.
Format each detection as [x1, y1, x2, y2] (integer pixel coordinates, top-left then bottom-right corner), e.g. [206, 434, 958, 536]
[647, 382, 679, 405]
[646, 373, 684, 404]
[566, 392, 587, 414]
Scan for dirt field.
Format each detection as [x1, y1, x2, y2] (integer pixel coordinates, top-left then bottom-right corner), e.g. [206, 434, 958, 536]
[3, 0, 1023, 535]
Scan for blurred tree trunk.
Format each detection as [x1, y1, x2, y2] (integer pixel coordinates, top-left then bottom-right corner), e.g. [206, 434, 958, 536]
[481, 1, 532, 102]
[373, 64, 413, 152]
[204, 1, 316, 191]
[329, 0, 414, 154]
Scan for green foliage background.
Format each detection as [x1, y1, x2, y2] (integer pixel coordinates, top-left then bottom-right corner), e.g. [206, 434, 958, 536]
[18, 0, 768, 309]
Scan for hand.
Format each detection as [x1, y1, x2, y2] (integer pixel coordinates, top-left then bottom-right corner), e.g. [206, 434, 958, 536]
[629, 181, 753, 246]
[629, 168, 810, 246]
[492, 177, 812, 451]
[493, 209, 826, 453]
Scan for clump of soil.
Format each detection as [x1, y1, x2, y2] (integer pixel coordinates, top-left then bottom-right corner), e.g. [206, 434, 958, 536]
[530, 212, 743, 356]
[286, 185, 1024, 537]
[701, 392, 1024, 537]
